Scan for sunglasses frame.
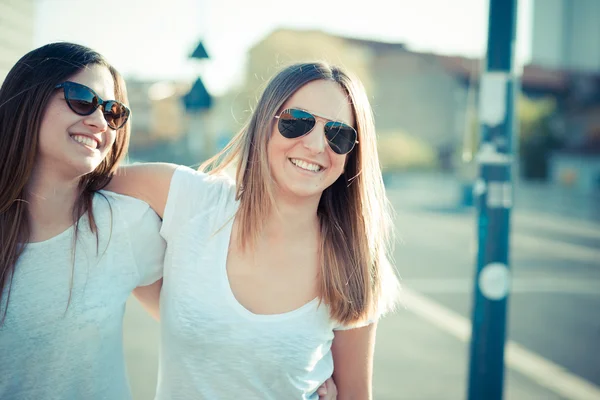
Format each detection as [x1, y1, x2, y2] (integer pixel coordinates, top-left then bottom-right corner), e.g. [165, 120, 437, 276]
[55, 81, 131, 130]
[274, 108, 359, 155]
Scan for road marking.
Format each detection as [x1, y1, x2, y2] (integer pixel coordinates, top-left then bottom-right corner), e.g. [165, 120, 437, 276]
[401, 287, 600, 400]
[404, 278, 600, 295]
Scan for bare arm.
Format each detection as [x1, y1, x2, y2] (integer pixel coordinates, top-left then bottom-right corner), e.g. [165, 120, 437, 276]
[133, 279, 163, 320]
[331, 323, 378, 399]
[106, 163, 178, 218]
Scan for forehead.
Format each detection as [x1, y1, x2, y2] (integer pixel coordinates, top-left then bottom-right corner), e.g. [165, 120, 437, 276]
[67, 64, 115, 99]
[282, 80, 355, 127]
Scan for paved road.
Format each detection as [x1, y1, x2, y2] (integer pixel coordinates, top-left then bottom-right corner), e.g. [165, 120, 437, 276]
[386, 174, 600, 389]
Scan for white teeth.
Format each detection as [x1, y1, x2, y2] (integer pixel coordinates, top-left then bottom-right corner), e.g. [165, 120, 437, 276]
[290, 158, 322, 172]
[71, 135, 98, 149]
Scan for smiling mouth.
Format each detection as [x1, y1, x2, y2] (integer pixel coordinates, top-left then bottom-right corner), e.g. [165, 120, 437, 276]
[289, 158, 323, 172]
[70, 134, 99, 150]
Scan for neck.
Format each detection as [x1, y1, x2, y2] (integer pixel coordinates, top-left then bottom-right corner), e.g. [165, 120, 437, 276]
[262, 190, 321, 241]
[25, 164, 81, 235]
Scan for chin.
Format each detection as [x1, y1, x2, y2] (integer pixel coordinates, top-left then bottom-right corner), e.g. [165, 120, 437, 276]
[70, 157, 105, 178]
[284, 184, 326, 200]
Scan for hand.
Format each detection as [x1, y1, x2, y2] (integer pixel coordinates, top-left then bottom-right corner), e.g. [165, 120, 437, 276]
[317, 377, 338, 399]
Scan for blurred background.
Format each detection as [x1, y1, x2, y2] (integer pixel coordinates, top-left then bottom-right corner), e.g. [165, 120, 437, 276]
[1, 0, 599, 398]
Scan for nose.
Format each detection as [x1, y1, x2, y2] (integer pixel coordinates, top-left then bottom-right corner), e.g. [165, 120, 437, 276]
[83, 106, 109, 132]
[302, 121, 327, 154]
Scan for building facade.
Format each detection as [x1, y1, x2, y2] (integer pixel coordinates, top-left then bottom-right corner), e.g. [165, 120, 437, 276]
[531, 0, 600, 72]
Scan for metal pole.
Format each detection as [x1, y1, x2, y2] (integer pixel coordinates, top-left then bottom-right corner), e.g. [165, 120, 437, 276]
[467, 0, 518, 399]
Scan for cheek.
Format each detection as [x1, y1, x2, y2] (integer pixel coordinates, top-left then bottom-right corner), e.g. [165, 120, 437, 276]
[267, 130, 292, 159]
[38, 105, 69, 145]
[101, 130, 118, 154]
[330, 154, 347, 175]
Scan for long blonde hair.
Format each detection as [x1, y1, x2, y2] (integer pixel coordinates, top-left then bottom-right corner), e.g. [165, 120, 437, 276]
[202, 62, 400, 325]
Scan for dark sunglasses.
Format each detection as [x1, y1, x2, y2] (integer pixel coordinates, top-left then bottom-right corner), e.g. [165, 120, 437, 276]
[55, 81, 130, 130]
[275, 108, 358, 155]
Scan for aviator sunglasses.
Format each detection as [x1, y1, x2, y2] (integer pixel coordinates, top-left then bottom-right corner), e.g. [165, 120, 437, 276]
[275, 108, 358, 155]
[55, 81, 131, 130]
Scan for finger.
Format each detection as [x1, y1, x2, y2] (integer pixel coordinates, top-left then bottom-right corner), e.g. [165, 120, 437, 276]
[326, 378, 337, 396]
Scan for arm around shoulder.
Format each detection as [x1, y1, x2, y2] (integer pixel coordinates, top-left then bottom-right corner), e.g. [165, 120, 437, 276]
[106, 162, 178, 218]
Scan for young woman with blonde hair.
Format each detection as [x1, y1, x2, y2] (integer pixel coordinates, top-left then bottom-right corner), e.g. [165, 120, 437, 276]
[110, 61, 400, 399]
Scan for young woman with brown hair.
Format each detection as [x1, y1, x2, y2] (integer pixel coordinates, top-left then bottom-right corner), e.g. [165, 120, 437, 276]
[0, 42, 164, 399]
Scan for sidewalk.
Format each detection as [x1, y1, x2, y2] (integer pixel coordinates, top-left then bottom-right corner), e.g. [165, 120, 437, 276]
[123, 299, 160, 400]
[373, 305, 564, 400]
[376, 174, 599, 399]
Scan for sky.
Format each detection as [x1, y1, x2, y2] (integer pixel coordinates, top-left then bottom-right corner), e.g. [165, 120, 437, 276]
[35, 0, 533, 96]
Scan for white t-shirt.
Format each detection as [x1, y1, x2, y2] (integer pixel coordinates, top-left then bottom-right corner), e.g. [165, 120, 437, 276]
[0, 192, 165, 400]
[156, 166, 366, 400]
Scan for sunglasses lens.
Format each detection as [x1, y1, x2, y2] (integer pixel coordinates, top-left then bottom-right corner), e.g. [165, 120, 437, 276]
[64, 83, 97, 115]
[278, 109, 315, 139]
[62, 82, 129, 130]
[325, 122, 357, 154]
[104, 101, 130, 130]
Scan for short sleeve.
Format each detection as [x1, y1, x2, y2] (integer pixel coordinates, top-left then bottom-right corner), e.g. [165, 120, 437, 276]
[333, 317, 377, 331]
[333, 303, 384, 331]
[126, 200, 166, 287]
[160, 165, 235, 242]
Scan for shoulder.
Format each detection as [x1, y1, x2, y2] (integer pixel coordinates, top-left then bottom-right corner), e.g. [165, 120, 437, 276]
[114, 162, 179, 187]
[94, 191, 162, 241]
[172, 165, 235, 190]
[107, 162, 179, 218]
[167, 165, 237, 210]
[159, 166, 236, 241]
[96, 190, 154, 221]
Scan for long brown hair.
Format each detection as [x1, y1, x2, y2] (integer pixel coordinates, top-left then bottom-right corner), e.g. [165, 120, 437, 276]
[202, 62, 400, 325]
[0, 42, 130, 321]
